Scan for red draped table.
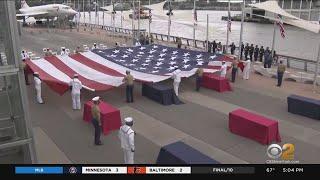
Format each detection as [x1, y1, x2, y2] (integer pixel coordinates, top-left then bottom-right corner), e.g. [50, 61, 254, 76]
[229, 109, 281, 145]
[83, 100, 121, 135]
[201, 73, 232, 92]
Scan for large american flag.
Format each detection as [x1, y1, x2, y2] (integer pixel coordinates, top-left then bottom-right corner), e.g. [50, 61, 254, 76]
[25, 45, 232, 95]
[276, 14, 286, 38]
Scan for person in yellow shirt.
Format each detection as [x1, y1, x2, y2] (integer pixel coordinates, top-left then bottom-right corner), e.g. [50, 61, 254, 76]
[91, 96, 102, 145]
[122, 70, 134, 103]
[277, 60, 286, 87]
[195, 68, 203, 91]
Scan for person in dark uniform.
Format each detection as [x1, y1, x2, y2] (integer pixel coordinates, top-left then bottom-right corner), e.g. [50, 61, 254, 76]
[230, 42, 236, 55]
[264, 49, 272, 68]
[254, 45, 259, 61]
[244, 43, 249, 60]
[195, 68, 204, 91]
[212, 40, 217, 54]
[249, 44, 254, 61]
[91, 96, 102, 145]
[240, 43, 244, 60]
[123, 70, 134, 103]
[177, 37, 182, 49]
[259, 46, 265, 62]
[207, 41, 212, 53]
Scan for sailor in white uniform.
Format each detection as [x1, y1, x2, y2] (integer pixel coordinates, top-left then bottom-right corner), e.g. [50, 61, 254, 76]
[21, 50, 29, 60]
[69, 74, 83, 110]
[172, 68, 182, 96]
[60, 47, 68, 56]
[243, 58, 251, 80]
[219, 61, 228, 78]
[91, 43, 98, 50]
[33, 72, 44, 104]
[118, 117, 135, 164]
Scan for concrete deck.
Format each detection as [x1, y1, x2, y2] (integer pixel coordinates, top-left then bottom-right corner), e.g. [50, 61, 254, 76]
[17, 27, 320, 164]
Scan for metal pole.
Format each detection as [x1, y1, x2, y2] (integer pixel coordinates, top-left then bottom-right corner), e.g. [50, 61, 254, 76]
[138, 0, 140, 37]
[89, 0, 92, 31]
[271, 16, 277, 58]
[290, 0, 293, 13]
[313, 42, 320, 91]
[193, 0, 196, 47]
[148, 0, 151, 36]
[168, 0, 171, 42]
[121, 0, 123, 28]
[132, 0, 135, 43]
[299, 0, 302, 18]
[281, 0, 284, 8]
[102, 0, 105, 27]
[83, 0, 86, 30]
[238, 0, 245, 60]
[226, 0, 230, 54]
[77, 0, 80, 32]
[308, 0, 313, 21]
[206, 14, 209, 52]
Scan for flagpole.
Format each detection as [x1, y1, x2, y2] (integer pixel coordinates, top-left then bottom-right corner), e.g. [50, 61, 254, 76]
[206, 14, 209, 52]
[313, 42, 320, 92]
[132, 0, 135, 44]
[96, 0, 99, 26]
[102, 0, 105, 28]
[89, 0, 92, 31]
[238, 0, 245, 60]
[193, 0, 196, 47]
[271, 16, 277, 57]
[226, 0, 230, 54]
[168, 0, 171, 42]
[149, 0, 151, 36]
[121, 0, 123, 29]
[77, 0, 80, 32]
[138, 0, 141, 37]
[110, 0, 113, 34]
[112, 0, 115, 37]
[83, 0, 85, 31]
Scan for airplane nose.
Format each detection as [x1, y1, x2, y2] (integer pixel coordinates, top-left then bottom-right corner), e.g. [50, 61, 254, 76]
[70, 9, 77, 15]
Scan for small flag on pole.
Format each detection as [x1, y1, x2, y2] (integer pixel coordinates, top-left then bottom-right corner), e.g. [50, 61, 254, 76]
[227, 11, 232, 32]
[276, 14, 286, 38]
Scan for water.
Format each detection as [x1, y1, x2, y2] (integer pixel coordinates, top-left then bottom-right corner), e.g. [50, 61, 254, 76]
[80, 10, 320, 61]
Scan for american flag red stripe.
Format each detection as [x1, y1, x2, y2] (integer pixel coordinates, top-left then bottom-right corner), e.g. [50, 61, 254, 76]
[276, 14, 286, 38]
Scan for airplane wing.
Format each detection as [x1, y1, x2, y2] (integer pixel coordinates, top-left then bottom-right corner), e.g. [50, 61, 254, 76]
[16, 12, 48, 17]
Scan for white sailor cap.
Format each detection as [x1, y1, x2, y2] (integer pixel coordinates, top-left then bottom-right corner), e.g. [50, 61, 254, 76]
[222, 61, 226, 63]
[124, 117, 133, 123]
[61, 47, 66, 50]
[93, 43, 97, 45]
[34, 72, 39, 75]
[73, 74, 79, 77]
[92, 96, 100, 101]
[43, 48, 47, 52]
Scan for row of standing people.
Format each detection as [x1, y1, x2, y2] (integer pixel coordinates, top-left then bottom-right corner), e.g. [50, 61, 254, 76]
[240, 43, 277, 68]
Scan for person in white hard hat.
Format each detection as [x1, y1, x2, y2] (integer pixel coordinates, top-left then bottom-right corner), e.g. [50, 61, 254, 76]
[69, 74, 83, 110]
[118, 117, 135, 164]
[91, 96, 102, 145]
[219, 61, 228, 78]
[33, 72, 44, 104]
[172, 68, 181, 96]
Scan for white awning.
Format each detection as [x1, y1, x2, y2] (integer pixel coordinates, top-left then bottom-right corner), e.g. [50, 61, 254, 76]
[248, 0, 320, 33]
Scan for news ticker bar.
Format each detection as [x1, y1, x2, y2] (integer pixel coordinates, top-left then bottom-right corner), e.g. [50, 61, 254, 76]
[15, 166, 254, 174]
[11, 165, 316, 175]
